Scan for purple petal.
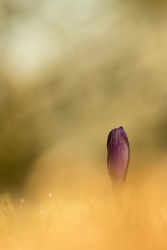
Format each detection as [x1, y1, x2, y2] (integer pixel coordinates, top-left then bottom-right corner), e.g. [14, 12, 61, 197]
[107, 126, 130, 189]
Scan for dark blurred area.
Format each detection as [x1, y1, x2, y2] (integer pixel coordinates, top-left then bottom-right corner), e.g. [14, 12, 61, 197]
[0, 0, 167, 193]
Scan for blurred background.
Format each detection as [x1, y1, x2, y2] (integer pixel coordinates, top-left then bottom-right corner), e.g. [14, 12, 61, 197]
[0, 0, 167, 199]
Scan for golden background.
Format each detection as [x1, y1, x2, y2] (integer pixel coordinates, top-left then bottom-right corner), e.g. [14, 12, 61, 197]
[0, 0, 167, 249]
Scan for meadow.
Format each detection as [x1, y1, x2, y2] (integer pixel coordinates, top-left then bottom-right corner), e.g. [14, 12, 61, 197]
[0, 0, 167, 249]
[0, 154, 167, 250]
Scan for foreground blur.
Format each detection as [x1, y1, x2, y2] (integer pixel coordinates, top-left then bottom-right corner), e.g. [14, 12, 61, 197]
[0, 158, 167, 250]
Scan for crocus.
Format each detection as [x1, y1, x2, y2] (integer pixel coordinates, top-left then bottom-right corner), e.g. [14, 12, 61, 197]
[107, 126, 130, 211]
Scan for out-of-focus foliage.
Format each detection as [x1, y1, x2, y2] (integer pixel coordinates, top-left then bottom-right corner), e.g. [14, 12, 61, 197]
[0, 0, 167, 191]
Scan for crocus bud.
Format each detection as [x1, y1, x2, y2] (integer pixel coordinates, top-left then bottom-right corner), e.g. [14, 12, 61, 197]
[107, 126, 130, 210]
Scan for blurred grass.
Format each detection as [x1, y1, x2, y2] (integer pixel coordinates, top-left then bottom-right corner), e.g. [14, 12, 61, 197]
[0, 159, 167, 249]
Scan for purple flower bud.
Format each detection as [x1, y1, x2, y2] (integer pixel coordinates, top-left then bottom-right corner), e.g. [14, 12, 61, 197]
[107, 126, 130, 207]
